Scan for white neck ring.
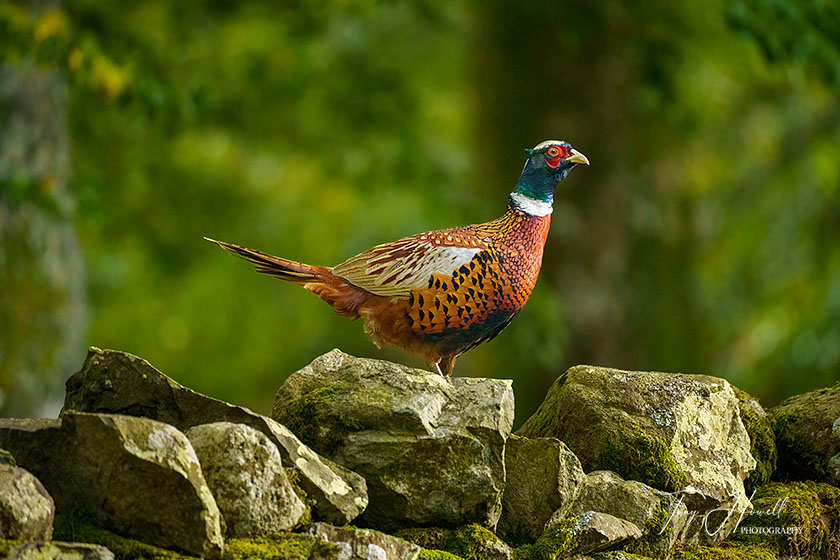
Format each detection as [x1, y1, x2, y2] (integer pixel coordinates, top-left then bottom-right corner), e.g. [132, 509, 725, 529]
[509, 192, 553, 216]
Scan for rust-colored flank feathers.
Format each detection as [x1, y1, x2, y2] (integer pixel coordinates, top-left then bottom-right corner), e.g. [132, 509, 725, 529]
[208, 140, 588, 376]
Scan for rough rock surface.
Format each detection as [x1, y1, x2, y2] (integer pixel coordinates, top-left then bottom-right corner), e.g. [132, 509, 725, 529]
[518, 365, 756, 542]
[544, 512, 642, 556]
[0, 412, 224, 558]
[769, 382, 840, 484]
[733, 386, 777, 494]
[272, 349, 514, 530]
[8, 542, 114, 560]
[63, 346, 367, 524]
[573, 512, 643, 554]
[305, 522, 420, 560]
[0, 464, 54, 541]
[444, 525, 512, 560]
[569, 470, 687, 554]
[186, 422, 306, 536]
[497, 434, 585, 541]
[396, 524, 512, 560]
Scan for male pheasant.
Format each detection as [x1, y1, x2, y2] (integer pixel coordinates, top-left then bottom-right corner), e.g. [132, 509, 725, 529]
[208, 140, 588, 376]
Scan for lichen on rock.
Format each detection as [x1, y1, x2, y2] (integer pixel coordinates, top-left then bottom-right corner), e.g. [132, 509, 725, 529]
[0, 464, 54, 542]
[10, 344, 840, 560]
[185, 422, 306, 537]
[497, 435, 585, 542]
[62, 346, 367, 525]
[273, 349, 514, 531]
[541, 511, 642, 557]
[0, 413, 224, 558]
[305, 522, 422, 560]
[569, 470, 686, 556]
[517, 365, 756, 543]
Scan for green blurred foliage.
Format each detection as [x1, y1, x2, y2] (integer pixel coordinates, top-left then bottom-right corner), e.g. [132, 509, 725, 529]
[1, 0, 839, 423]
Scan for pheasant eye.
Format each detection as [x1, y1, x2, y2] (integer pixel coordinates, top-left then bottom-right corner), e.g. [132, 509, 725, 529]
[547, 146, 560, 157]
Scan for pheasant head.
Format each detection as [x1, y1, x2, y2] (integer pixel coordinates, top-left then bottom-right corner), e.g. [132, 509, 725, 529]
[512, 140, 589, 209]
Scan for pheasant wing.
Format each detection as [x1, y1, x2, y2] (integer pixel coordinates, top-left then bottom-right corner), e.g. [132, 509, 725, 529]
[331, 228, 488, 298]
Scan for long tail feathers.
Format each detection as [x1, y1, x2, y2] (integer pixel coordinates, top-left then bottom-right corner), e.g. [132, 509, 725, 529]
[204, 237, 324, 284]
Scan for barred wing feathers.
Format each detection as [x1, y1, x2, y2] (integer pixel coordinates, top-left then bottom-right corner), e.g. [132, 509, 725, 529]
[331, 230, 487, 298]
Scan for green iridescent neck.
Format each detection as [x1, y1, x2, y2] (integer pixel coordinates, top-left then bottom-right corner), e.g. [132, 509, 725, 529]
[511, 178, 554, 204]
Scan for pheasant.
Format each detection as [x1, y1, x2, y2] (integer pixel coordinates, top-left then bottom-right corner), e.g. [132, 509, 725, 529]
[207, 140, 588, 376]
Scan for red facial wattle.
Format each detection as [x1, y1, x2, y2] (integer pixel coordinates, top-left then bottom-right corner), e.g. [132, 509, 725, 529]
[544, 145, 570, 168]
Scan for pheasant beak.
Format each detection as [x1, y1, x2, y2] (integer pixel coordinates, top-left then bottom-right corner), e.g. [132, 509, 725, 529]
[566, 149, 590, 166]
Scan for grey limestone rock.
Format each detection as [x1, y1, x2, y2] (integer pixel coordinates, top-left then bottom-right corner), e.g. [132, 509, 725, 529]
[769, 381, 840, 485]
[8, 542, 114, 560]
[518, 365, 755, 543]
[0, 464, 54, 541]
[186, 422, 306, 536]
[305, 522, 421, 560]
[273, 349, 514, 531]
[62, 346, 367, 525]
[569, 470, 687, 554]
[0, 412, 224, 558]
[544, 511, 643, 556]
[497, 434, 585, 541]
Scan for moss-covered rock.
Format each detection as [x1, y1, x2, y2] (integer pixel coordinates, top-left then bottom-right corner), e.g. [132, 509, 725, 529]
[769, 381, 840, 484]
[418, 550, 464, 560]
[619, 499, 674, 559]
[397, 524, 511, 560]
[0, 464, 54, 542]
[498, 435, 585, 542]
[285, 467, 314, 528]
[8, 541, 114, 560]
[273, 349, 514, 531]
[443, 525, 512, 560]
[517, 366, 755, 544]
[1, 539, 21, 558]
[509, 541, 651, 560]
[543, 512, 642, 556]
[396, 527, 453, 551]
[0, 413, 224, 558]
[729, 480, 840, 559]
[671, 543, 776, 559]
[531, 517, 581, 559]
[63, 347, 367, 525]
[223, 532, 340, 560]
[509, 515, 645, 560]
[599, 425, 688, 493]
[731, 387, 776, 495]
[53, 514, 196, 560]
[53, 513, 342, 560]
[0, 449, 15, 466]
[569, 470, 687, 557]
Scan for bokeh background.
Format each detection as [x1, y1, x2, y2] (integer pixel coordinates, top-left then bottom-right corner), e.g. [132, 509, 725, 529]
[2, 0, 839, 427]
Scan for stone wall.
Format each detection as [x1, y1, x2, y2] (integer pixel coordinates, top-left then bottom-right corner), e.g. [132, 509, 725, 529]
[2, 347, 839, 560]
